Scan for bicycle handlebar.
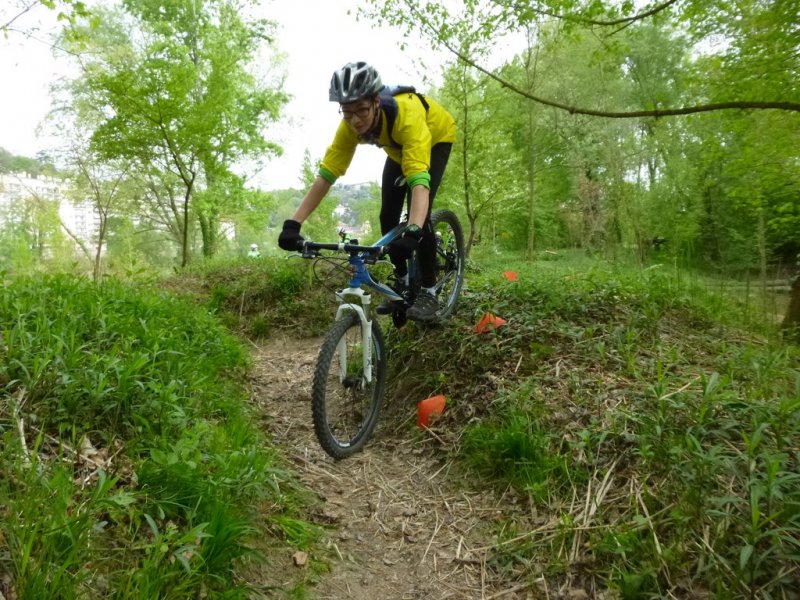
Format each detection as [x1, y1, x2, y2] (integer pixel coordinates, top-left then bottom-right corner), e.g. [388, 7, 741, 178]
[298, 240, 387, 259]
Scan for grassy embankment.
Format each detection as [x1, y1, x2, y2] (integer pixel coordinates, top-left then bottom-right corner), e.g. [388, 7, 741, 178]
[0, 272, 323, 599]
[4, 248, 795, 599]
[199, 248, 799, 598]
[384, 248, 799, 598]
[189, 247, 798, 597]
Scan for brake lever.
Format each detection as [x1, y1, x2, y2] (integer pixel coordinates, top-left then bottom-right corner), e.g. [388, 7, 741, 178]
[362, 246, 388, 264]
[300, 241, 322, 258]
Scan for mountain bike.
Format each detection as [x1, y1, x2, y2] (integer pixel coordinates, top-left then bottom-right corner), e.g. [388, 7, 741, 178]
[295, 209, 465, 459]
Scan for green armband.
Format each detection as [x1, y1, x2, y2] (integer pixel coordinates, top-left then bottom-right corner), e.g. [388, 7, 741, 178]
[407, 172, 431, 189]
[318, 167, 338, 185]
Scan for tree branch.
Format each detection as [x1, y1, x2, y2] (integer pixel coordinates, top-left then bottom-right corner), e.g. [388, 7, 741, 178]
[447, 42, 800, 117]
[2, 1, 38, 31]
[388, 0, 800, 118]
[521, 0, 681, 27]
[59, 219, 93, 261]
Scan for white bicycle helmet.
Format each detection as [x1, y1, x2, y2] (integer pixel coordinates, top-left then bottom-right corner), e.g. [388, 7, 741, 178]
[329, 61, 383, 103]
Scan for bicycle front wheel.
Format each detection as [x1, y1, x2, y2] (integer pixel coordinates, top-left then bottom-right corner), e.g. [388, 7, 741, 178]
[311, 311, 387, 459]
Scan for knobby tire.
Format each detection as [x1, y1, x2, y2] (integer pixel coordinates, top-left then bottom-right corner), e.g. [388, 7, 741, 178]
[311, 311, 387, 459]
[429, 209, 465, 320]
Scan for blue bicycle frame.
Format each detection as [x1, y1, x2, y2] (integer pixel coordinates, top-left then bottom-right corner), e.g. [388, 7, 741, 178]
[342, 223, 414, 301]
[299, 222, 412, 385]
[302, 221, 416, 303]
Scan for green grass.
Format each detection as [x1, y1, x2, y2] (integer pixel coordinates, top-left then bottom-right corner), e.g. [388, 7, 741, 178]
[172, 255, 337, 338]
[385, 248, 800, 598]
[8, 251, 792, 598]
[0, 273, 318, 599]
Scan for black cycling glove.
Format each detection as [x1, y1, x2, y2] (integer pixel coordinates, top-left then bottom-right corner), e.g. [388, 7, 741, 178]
[388, 224, 422, 259]
[278, 219, 304, 251]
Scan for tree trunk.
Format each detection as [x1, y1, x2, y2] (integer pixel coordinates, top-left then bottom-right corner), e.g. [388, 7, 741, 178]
[466, 214, 477, 257]
[180, 177, 194, 267]
[525, 102, 536, 261]
[93, 213, 107, 281]
[197, 211, 218, 258]
[459, 61, 474, 259]
[524, 28, 539, 262]
[490, 201, 496, 246]
[782, 275, 800, 341]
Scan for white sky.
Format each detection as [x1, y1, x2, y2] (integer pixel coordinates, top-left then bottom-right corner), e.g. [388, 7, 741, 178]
[0, 0, 451, 190]
[253, 0, 450, 189]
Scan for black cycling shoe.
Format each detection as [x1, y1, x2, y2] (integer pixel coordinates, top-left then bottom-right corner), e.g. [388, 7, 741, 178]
[407, 292, 439, 322]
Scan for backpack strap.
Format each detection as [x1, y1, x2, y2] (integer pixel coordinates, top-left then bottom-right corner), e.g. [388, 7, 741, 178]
[377, 85, 430, 149]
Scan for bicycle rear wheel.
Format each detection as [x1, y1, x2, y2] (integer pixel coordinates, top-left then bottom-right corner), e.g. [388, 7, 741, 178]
[430, 209, 465, 320]
[311, 311, 387, 459]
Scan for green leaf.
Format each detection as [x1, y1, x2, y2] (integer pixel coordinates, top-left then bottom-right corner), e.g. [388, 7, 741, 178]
[739, 543, 754, 571]
[109, 491, 137, 507]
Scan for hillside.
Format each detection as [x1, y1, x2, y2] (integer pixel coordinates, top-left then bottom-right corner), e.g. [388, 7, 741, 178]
[184, 250, 800, 598]
[2, 251, 797, 598]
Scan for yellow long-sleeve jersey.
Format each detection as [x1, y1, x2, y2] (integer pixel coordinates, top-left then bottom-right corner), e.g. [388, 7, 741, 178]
[318, 91, 457, 190]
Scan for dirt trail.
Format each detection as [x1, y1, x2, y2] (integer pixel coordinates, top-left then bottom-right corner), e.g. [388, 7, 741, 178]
[249, 335, 536, 600]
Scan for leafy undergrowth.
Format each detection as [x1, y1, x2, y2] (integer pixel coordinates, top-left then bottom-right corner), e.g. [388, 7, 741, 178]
[0, 274, 317, 599]
[169, 256, 339, 339]
[383, 251, 800, 599]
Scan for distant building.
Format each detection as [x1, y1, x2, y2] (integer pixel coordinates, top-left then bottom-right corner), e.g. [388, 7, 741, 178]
[0, 172, 101, 250]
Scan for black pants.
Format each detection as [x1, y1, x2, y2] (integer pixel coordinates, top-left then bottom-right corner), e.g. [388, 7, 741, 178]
[380, 142, 452, 287]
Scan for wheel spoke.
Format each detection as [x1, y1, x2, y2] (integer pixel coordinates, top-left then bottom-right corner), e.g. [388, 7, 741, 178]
[312, 312, 386, 458]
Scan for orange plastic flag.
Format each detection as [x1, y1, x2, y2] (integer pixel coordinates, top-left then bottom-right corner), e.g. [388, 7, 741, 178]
[474, 312, 507, 334]
[502, 271, 518, 282]
[417, 395, 446, 429]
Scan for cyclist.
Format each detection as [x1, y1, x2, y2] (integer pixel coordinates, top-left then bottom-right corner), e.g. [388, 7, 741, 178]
[277, 61, 456, 322]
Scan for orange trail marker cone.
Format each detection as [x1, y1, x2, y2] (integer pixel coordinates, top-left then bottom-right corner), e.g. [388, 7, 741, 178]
[502, 271, 518, 282]
[418, 394, 446, 429]
[474, 312, 507, 334]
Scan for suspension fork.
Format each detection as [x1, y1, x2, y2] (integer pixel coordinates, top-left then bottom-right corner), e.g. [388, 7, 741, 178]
[334, 287, 374, 384]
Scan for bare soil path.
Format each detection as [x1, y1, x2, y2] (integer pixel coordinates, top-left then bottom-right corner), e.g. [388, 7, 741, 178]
[248, 335, 538, 600]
